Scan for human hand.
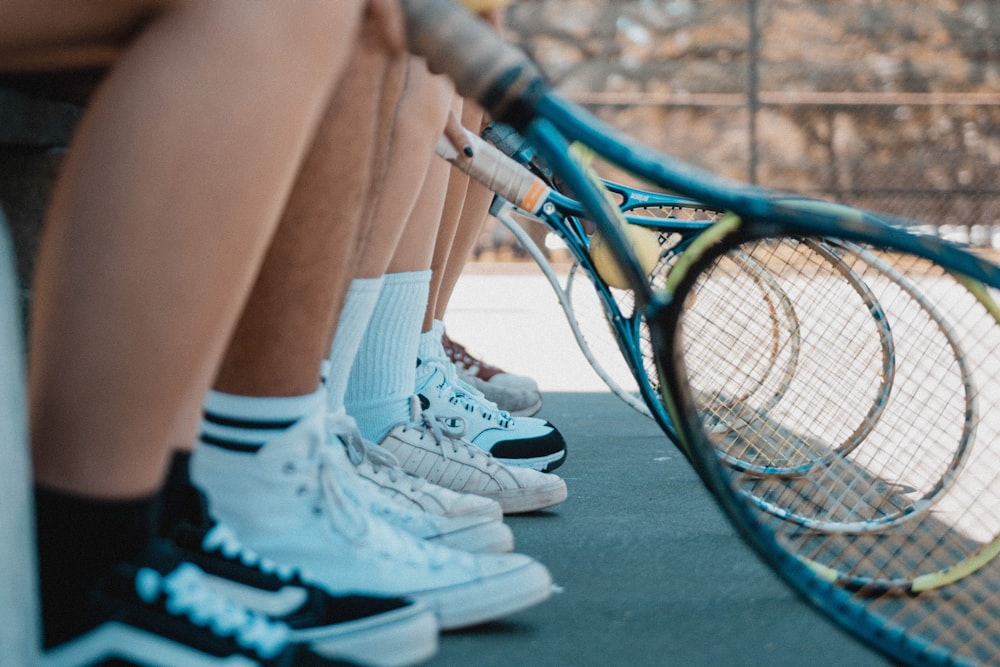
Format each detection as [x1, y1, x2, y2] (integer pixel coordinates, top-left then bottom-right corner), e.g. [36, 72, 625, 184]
[443, 109, 474, 157]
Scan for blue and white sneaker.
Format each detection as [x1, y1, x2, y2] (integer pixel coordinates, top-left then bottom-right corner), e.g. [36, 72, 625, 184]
[414, 358, 567, 473]
[42, 541, 341, 667]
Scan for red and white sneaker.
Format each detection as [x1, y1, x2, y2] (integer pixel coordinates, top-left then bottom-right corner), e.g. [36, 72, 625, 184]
[441, 330, 542, 417]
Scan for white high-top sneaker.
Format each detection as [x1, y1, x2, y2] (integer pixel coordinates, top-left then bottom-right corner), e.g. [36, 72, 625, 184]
[327, 411, 514, 553]
[191, 410, 553, 630]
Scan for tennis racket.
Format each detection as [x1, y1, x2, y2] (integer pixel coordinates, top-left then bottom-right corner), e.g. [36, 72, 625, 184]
[438, 128, 927, 499]
[405, 1, 1000, 665]
[436, 128, 732, 426]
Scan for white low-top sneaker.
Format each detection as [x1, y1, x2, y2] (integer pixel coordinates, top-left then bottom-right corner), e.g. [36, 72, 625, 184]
[343, 431, 503, 521]
[191, 410, 554, 630]
[378, 396, 568, 515]
[328, 411, 514, 553]
[415, 359, 567, 472]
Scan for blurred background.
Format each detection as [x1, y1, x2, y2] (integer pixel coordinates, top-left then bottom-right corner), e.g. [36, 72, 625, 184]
[473, 0, 1000, 259]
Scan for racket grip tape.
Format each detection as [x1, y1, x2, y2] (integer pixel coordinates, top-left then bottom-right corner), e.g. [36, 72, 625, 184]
[400, 0, 548, 127]
[435, 128, 552, 214]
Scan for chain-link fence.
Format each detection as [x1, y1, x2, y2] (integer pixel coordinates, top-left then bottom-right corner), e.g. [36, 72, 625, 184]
[481, 0, 1000, 253]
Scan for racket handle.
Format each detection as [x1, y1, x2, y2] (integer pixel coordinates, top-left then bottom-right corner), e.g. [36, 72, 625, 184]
[401, 0, 547, 127]
[435, 128, 552, 214]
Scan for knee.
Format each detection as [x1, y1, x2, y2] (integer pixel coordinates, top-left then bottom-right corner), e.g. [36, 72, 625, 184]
[399, 59, 456, 143]
[167, 0, 366, 75]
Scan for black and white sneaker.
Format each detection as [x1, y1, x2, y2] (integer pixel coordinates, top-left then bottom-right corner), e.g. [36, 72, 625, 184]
[414, 360, 567, 473]
[42, 540, 340, 667]
[156, 453, 439, 667]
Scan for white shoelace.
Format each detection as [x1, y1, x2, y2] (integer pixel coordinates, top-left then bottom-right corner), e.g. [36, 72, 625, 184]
[201, 523, 298, 583]
[404, 395, 497, 467]
[277, 431, 370, 543]
[285, 420, 452, 568]
[317, 447, 372, 542]
[420, 357, 515, 429]
[135, 562, 290, 659]
[329, 410, 430, 494]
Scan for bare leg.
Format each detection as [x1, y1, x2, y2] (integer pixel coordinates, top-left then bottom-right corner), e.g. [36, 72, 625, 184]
[388, 153, 453, 274]
[211, 22, 389, 401]
[352, 60, 453, 279]
[427, 106, 496, 327]
[420, 98, 546, 416]
[28, 0, 363, 499]
[427, 6, 507, 324]
[424, 96, 473, 329]
[340, 69, 453, 441]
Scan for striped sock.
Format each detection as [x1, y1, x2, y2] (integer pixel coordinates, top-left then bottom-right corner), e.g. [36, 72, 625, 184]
[198, 387, 325, 453]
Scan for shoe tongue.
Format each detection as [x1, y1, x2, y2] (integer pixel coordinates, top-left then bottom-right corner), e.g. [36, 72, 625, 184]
[414, 359, 447, 394]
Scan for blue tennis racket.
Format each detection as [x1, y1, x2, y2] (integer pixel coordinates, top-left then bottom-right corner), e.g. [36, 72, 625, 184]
[406, 1, 1000, 665]
[438, 127, 916, 494]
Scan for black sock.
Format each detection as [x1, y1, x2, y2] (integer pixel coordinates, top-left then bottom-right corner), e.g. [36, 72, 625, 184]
[152, 450, 213, 539]
[34, 485, 157, 647]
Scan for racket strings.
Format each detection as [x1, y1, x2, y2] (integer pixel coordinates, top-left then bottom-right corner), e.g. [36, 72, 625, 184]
[567, 202, 723, 416]
[674, 235, 1000, 665]
[683, 239, 890, 476]
[678, 239, 992, 543]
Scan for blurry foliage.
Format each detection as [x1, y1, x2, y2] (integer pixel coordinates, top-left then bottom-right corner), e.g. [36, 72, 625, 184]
[482, 1, 1000, 245]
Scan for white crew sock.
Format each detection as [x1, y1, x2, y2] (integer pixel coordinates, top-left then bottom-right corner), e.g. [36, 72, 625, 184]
[325, 276, 385, 414]
[417, 318, 447, 363]
[345, 269, 431, 442]
[198, 386, 325, 453]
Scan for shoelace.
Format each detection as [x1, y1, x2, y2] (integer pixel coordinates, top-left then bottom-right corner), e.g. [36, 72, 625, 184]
[279, 433, 371, 543]
[316, 445, 373, 542]
[282, 426, 448, 567]
[420, 357, 515, 428]
[135, 562, 290, 659]
[318, 428, 455, 568]
[423, 349, 488, 400]
[325, 410, 435, 530]
[328, 410, 424, 491]
[405, 395, 497, 467]
[202, 523, 299, 583]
